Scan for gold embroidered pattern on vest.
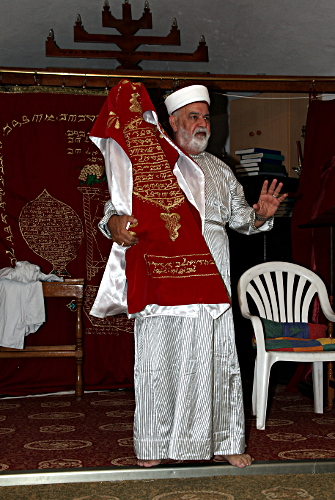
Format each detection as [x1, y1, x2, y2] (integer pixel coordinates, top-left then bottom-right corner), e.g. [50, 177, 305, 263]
[123, 120, 184, 240]
[160, 213, 181, 242]
[129, 93, 142, 114]
[116, 79, 186, 241]
[123, 126, 184, 212]
[107, 111, 120, 129]
[145, 253, 217, 278]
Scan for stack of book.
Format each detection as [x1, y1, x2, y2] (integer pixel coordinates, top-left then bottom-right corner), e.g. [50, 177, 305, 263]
[234, 148, 287, 178]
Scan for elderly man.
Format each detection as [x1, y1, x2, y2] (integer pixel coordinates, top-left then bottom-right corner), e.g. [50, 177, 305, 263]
[91, 82, 286, 469]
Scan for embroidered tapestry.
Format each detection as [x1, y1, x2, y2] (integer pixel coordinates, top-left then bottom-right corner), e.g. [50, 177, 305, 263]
[0, 87, 134, 395]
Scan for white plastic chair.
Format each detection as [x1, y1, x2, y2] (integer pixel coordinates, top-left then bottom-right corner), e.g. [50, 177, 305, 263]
[237, 261, 335, 430]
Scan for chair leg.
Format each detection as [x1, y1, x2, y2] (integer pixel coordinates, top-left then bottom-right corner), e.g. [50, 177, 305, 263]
[256, 354, 272, 430]
[252, 358, 257, 416]
[312, 361, 324, 414]
[75, 356, 83, 401]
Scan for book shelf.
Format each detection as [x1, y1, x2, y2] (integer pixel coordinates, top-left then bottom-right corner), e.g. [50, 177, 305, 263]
[229, 93, 308, 178]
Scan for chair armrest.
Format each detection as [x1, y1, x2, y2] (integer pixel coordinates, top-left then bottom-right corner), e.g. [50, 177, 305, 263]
[319, 298, 335, 325]
[307, 272, 335, 324]
[250, 315, 267, 352]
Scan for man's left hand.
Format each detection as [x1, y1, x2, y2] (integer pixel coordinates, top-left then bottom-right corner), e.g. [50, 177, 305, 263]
[253, 178, 288, 219]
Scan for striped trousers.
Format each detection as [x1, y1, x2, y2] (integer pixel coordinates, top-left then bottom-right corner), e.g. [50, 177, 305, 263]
[133, 305, 245, 460]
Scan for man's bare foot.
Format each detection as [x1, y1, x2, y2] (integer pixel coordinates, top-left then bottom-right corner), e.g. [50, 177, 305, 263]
[213, 453, 253, 468]
[137, 459, 161, 467]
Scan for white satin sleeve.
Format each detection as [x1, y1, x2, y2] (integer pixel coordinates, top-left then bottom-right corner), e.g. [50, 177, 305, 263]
[89, 136, 132, 317]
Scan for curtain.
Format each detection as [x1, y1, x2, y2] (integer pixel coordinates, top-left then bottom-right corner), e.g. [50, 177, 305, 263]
[0, 87, 134, 395]
[291, 99, 335, 319]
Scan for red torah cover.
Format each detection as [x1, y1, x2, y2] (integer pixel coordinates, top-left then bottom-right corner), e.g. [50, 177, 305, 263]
[91, 80, 230, 314]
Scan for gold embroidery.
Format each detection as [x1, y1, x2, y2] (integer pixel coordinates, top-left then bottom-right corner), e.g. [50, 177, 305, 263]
[117, 80, 185, 240]
[123, 116, 143, 134]
[4, 225, 14, 243]
[120, 80, 140, 91]
[107, 111, 120, 129]
[66, 130, 89, 144]
[129, 93, 142, 114]
[19, 190, 84, 276]
[124, 124, 184, 217]
[78, 163, 105, 182]
[145, 253, 217, 278]
[0, 85, 108, 96]
[160, 213, 181, 241]
[5, 248, 16, 266]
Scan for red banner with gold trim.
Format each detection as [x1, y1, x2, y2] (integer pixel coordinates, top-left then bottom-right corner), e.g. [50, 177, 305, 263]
[0, 88, 134, 395]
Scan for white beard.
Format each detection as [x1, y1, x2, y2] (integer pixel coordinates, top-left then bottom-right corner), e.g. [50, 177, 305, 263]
[178, 126, 210, 154]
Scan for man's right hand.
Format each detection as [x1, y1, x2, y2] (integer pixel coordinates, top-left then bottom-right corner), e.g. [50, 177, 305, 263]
[107, 215, 139, 247]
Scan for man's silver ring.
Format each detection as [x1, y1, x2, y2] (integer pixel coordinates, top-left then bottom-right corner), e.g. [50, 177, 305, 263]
[272, 194, 278, 198]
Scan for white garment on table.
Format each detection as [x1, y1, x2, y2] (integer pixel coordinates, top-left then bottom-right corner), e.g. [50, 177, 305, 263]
[0, 261, 63, 349]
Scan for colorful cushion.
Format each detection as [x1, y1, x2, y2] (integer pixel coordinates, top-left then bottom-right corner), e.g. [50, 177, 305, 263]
[264, 337, 335, 352]
[261, 319, 327, 340]
[253, 319, 335, 352]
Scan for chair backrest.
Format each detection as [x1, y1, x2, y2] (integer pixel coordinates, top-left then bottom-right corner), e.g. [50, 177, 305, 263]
[238, 261, 329, 323]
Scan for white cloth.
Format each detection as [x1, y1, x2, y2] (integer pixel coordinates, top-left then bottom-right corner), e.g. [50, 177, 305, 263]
[0, 261, 63, 349]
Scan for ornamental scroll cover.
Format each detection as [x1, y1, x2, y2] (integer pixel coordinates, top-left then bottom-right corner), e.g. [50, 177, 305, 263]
[121, 82, 185, 241]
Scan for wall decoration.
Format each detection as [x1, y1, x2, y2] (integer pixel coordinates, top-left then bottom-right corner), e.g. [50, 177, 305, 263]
[46, 0, 208, 70]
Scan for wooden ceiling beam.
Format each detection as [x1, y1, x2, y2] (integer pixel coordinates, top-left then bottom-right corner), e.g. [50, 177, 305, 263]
[1, 67, 335, 93]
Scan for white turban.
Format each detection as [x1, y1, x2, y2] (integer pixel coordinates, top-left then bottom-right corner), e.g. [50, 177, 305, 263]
[164, 85, 210, 115]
